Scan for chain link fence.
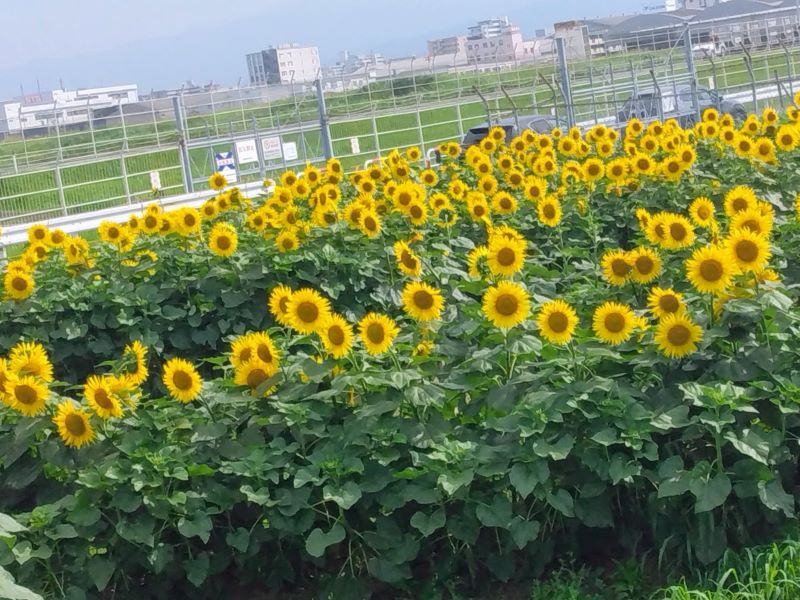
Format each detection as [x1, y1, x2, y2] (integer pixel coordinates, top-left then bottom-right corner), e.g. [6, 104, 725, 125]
[2, 12, 800, 226]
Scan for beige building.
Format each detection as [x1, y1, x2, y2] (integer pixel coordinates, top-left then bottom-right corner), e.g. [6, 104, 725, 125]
[427, 36, 467, 56]
[465, 22, 524, 65]
[247, 43, 321, 85]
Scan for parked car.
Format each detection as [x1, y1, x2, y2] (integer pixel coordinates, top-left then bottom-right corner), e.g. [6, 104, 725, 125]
[616, 85, 747, 129]
[460, 114, 564, 150]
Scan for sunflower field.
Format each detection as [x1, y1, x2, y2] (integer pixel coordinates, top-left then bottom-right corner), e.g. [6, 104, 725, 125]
[2, 102, 800, 599]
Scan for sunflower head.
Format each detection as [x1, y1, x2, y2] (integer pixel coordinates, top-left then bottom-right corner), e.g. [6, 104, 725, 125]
[286, 288, 332, 334]
[4, 374, 48, 417]
[208, 172, 228, 191]
[592, 302, 636, 346]
[537, 299, 578, 345]
[401, 281, 444, 322]
[655, 313, 703, 359]
[725, 228, 771, 273]
[53, 401, 96, 449]
[538, 196, 562, 227]
[647, 287, 685, 320]
[9, 341, 53, 382]
[601, 250, 632, 286]
[318, 314, 355, 359]
[685, 244, 735, 295]
[358, 313, 400, 355]
[268, 285, 294, 326]
[487, 236, 526, 278]
[629, 247, 662, 284]
[482, 281, 530, 330]
[208, 222, 238, 257]
[84, 375, 123, 420]
[394, 241, 422, 278]
[162, 358, 203, 403]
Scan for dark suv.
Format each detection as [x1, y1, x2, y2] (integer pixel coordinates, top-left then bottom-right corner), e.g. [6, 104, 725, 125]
[616, 85, 747, 128]
[460, 114, 563, 149]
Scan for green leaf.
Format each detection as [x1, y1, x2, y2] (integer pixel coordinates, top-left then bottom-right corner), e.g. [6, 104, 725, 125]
[651, 406, 691, 430]
[177, 514, 213, 544]
[691, 473, 731, 513]
[12, 542, 50, 565]
[323, 481, 362, 510]
[190, 423, 227, 442]
[438, 469, 474, 496]
[475, 496, 512, 529]
[725, 429, 771, 465]
[0, 515, 26, 538]
[46, 524, 77, 541]
[305, 524, 346, 558]
[185, 552, 210, 587]
[533, 434, 574, 460]
[87, 557, 114, 591]
[509, 516, 540, 549]
[410, 509, 446, 537]
[658, 473, 691, 498]
[590, 428, 618, 446]
[240, 485, 270, 505]
[509, 461, 549, 499]
[758, 480, 795, 517]
[0, 565, 43, 600]
[547, 489, 575, 517]
[226, 528, 250, 553]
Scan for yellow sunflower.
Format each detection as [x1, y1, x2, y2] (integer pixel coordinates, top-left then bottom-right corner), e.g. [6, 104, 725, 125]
[689, 197, 716, 228]
[730, 209, 772, 237]
[491, 191, 518, 215]
[358, 210, 382, 239]
[230, 333, 257, 369]
[487, 236, 526, 277]
[208, 172, 228, 190]
[234, 359, 275, 393]
[647, 287, 685, 320]
[661, 214, 696, 250]
[121, 340, 148, 386]
[250, 332, 281, 372]
[402, 281, 444, 322]
[592, 302, 636, 345]
[629, 247, 662, 284]
[318, 314, 355, 358]
[268, 285, 294, 326]
[466, 193, 490, 222]
[208, 222, 238, 257]
[582, 158, 605, 182]
[723, 185, 757, 217]
[601, 250, 632, 286]
[468, 246, 490, 279]
[84, 375, 123, 420]
[9, 341, 53, 382]
[27, 224, 49, 245]
[162, 358, 202, 403]
[53, 401, 96, 449]
[4, 270, 34, 301]
[724, 228, 771, 273]
[482, 281, 530, 329]
[177, 208, 202, 236]
[537, 196, 562, 227]
[685, 245, 735, 294]
[358, 313, 400, 355]
[523, 176, 548, 203]
[286, 288, 331, 334]
[276, 229, 300, 253]
[5, 375, 48, 417]
[537, 299, 578, 345]
[655, 313, 703, 359]
[394, 241, 422, 278]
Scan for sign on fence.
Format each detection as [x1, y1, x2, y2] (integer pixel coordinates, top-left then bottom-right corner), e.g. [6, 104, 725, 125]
[350, 137, 361, 155]
[235, 140, 259, 164]
[262, 137, 283, 160]
[282, 142, 298, 161]
[149, 171, 161, 191]
[215, 151, 238, 184]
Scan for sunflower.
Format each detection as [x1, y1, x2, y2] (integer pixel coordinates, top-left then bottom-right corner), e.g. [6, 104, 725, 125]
[606, 158, 629, 183]
[725, 228, 771, 273]
[276, 229, 300, 253]
[730, 208, 772, 237]
[140, 213, 162, 234]
[177, 208, 202, 235]
[523, 176, 548, 203]
[208, 222, 238, 257]
[406, 201, 429, 226]
[208, 172, 228, 190]
[538, 196, 562, 227]
[648, 287, 685, 320]
[685, 245, 734, 294]
[268, 285, 294, 326]
[486, 236, 526, 277]
[482, 281, 530, 329]
[491, 191, 518, 215]
[419, 169, 439, 187]
[592, 302, 636, 345]
[402, 281, 444, 322]
[121, 340, 148, 386]
[5, 375, 48, 417]
[655, 313, 703, 358]
[318, 314, 355, 358]
[775, 125, 799, 152]
[629, 247, 662, 284]
[466, 194, 490, 222]
[27, 224, 49, 245]
[601, 250, 632, 286]
[394, 241, 422, 278]
[48, 229, 67, 247]
[358, 313, 400, 355]
[724, 185, 757, 217]
[4, 270, 34, 301]
[661, 215, 696, 250]
[233, 359, 274, 393]
[162, 358, 202, 403]
[448, 179, 467, 200]
[468, 246, 490, 279]
[83, 375, 123, 420]
[359, 210, 382, 238]
[537, 299, 578, 345]
[286, 288, 331, 334]
[689, 197, 716, 228]
[249, 332, 280, 371]
[583, 158, 605, 182]
[53, 401, 95, 449]
[406, 146, 422, 162]
[230, 333, 256, 369]
[9, 341, 53, 382]
[200, 201, 218, 220]
[478, 175, 498, 196]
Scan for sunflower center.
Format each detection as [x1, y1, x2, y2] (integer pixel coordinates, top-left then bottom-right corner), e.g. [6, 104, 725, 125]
[239, 347, 253, 363]
[413, 290, 435, 310]
[497, 247, 517, 267]
[697, 206, 710, 219]
[604, 313, 626, 333]
[296, 301, 319, 324]
[184, 215, 196, 227]
[216, 236, 231, 250]
[700, 259, 723, 282]
[279, 297, 290, 314]
[659, 295, 680, 314]
[667, 161, 680, 173]
[257, 344, 273, 363]
[246, 368, 268, 388]
[543, 204, 556, 219]
[398, 192, 411, 206]
[781, 134, 793, 145]
[741, 219, 761, 233]
[145, 216, 158, 228]
[282, 238, 294, 250]
[495, 293, 519, 316]
[65, 413, 87, 436]
[14, 384, 37, 405]
[732, 198, 748, 212]
[400, 251, 417, 270]
[670, 223, 687, 241]
[364, 216, 377, 230]
[667, 324, 691, 346]
[682, 151, 693, 163]
[172, 370, 193, 391]
[366, 323, 385, 344]
[11, 277, 28, 291]
[94, 389, 113, 410]
[325, 325, 345, 346]
[612, 259, 631, 277]
[510, 174, 521, 185]
[588, 165, 600, 176]
[635, 255, 654, 274]
[547, 312, 569, 333]
[735, 239, 759, 263]
[638, 159, 649, 170]
[473, 205, 485, 217]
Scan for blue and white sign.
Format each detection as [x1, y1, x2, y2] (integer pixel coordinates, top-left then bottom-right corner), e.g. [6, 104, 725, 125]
[215, 151, 238, 184]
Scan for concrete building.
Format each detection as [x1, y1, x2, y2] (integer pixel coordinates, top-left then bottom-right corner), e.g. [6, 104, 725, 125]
[468, 17, 512, 38]
[246, 44, 320, 85]
[0, 85, 138, 136]
[427, 36, 467, 56]
[466, 21, 524, 65]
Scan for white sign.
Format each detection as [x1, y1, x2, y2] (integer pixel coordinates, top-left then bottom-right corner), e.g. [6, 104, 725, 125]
[350, 137, 361, 155]
[215, 151, 238, 184]
[282, 142, 298, 161]
[235, 139, 259, 164]
[149, 171, 161, 191]
[262, 136, 282, 160]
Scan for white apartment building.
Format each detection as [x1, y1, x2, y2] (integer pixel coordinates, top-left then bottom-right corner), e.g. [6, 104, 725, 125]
[427, 35, 467, 56]
[0, 85, 138, 136]
[466, 22, 525, 65]
[247, 44, 320, 85]
[467, 17, 512, 39]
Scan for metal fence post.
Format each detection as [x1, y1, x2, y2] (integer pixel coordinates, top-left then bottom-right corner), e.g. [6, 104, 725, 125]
[315, 79, 333, 161]
[252, 116, 266, 180]
[55, 158, 68, 217]
[120, 144, 132, 204]
[555, 37, 575, 128]
[683, 24, 701, 122]
[172, 96, 194, 193]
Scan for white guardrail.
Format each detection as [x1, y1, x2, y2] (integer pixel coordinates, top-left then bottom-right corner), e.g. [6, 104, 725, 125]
[0, 181, 271, 255]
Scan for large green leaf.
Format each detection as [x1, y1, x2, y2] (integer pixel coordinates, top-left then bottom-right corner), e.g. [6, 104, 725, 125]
[305, 524, 346, 558]
[691, 473, 732, 513]
[0, 566, 43, 600]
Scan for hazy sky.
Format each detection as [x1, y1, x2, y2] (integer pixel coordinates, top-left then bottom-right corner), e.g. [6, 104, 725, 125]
[0, 0, 647, 97]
